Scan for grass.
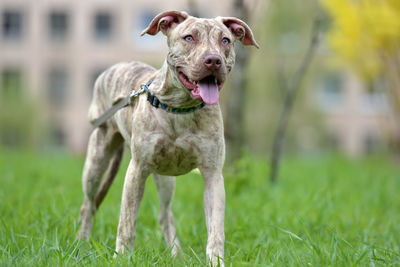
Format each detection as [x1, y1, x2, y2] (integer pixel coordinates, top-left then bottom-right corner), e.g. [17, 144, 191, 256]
[0, 149, 399, 266]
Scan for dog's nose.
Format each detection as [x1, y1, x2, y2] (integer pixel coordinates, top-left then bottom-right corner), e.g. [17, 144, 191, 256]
[203, 55, 222, 70]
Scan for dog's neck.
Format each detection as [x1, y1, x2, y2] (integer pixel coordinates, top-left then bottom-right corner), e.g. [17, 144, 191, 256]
[149, 60, 204, 108]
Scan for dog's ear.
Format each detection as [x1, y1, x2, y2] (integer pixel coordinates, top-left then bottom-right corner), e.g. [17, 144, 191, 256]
[141, 11, 188, 36]
[218, 17, 259, 48]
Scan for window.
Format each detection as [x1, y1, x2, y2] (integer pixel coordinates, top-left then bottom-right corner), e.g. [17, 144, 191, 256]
[94, 12, 112, 40]
[49, 11, 69, 41]
[363, 131, 380, 154]
[133, 10, 163, 50]
[1, 69, 22, 100]
[49, 124, 65, 147]
[89, 68, 105, 97]
[48, 68, 68, 105]
[361, 91, 388, 114]
[2, 10, 23, 40]
[138, 11, 154, 31]
[317, 73, 343, 111]
[361, 76, 389, 114]
[0, 69, 23, 146]
[326, 131, 341, 151]
[0, 126, 22, 147]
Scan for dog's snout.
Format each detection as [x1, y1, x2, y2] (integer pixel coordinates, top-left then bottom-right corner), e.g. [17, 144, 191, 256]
[203, 55, 222, 70]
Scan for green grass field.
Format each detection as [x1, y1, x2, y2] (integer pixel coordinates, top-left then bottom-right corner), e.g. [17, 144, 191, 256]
[0, 149, 399, 266]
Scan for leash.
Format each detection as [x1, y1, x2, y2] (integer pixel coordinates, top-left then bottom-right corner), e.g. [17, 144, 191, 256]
[91, 82, 147, 129]
[91, 80, 205, 129]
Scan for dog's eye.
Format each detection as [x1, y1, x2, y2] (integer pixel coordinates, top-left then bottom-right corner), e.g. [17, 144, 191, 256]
[184, 35, 194, 42]
[222, 37, 230, 45]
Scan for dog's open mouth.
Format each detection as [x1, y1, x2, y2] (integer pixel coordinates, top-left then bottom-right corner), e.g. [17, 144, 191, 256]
[178, 72, 223, 105]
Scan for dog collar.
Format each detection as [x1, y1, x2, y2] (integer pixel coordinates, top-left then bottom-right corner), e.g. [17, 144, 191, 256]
[91, 79, 205, 130]
[142, 80, 206, 114]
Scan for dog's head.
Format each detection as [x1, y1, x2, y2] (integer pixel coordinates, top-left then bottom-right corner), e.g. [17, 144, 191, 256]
[141, 11, 258, 105]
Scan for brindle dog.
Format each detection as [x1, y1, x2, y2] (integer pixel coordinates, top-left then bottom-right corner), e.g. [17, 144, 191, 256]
[77, 10, 258, 266]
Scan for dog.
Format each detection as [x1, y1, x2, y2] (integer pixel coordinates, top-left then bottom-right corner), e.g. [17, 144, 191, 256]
[77, 10, 258, 266]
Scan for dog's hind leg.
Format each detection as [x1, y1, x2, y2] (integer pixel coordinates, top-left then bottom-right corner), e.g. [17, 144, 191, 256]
[95, 146, 124, 209]
[77, 126, 123, 240]
[153, 174, 181, 256]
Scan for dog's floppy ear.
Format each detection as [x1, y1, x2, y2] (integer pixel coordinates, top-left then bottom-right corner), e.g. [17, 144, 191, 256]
[218, 17, 259, 48]
[141, 11, 188, 36]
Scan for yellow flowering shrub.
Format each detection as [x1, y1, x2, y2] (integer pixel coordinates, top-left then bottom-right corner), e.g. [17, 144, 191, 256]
[322, 0, 400, 80]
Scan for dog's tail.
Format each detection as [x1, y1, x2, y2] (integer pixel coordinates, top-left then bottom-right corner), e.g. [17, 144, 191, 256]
[95, 146, 124, 209]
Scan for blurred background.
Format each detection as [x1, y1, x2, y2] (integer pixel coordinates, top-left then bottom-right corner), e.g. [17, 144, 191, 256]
[0, 0, 399, 160]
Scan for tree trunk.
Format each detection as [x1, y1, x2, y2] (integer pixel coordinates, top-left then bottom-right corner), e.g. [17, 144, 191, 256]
[225, 0, 250, 162]
[269, 16, 321, 183]
[383, 51, 400, 152]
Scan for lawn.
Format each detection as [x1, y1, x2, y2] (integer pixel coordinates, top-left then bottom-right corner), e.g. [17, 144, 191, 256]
[0, 149, 399, 266]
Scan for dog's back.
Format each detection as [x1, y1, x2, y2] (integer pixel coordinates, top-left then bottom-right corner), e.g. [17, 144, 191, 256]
[78, 11, 258, 266]
[88, 61, 155, 124]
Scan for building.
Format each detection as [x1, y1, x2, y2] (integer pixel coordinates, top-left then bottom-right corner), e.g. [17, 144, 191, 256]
[1, 0, 398, 156]
[0, 0, 230, 151]
[315, 70, 398, 156]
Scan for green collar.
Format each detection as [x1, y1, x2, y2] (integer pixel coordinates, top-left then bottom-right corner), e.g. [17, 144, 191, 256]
[142, 80, 205, 114]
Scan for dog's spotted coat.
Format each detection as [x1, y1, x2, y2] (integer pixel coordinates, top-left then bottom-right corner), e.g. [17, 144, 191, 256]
[77, 11, 258, 266]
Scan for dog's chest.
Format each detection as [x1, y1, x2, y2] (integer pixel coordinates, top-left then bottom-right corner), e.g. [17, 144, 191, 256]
[126, 103, 223, 176]
[140, 131, 202, 176]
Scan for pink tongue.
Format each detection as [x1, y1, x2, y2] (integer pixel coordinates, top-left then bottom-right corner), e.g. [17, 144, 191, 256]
[198, 77, 219, 105]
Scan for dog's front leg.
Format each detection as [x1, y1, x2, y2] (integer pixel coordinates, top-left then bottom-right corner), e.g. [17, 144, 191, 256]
[201, 167, 225, 266]
[153, 174, 181, 256]
[115, 159, 149, 254]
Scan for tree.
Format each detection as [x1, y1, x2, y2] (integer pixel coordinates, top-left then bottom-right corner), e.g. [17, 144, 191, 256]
[269, 16, 321, 182]
[224, 0, 249, 162]
[322, 0, 400, 118]
[225, 0, 265, 162]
